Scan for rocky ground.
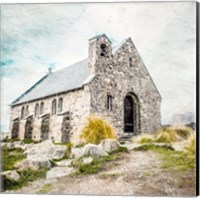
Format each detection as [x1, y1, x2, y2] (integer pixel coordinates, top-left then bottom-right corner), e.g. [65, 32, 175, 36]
[6, 148, 196, 196]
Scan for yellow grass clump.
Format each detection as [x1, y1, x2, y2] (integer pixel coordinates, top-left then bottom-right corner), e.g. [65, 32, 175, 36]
[132, 134, 155, 144]
[184, 133, 196, 159]
[132, 126, 194, 144]
[80, 116, 117, 144]
[155, 128, 182, 143]
[171, 126, 193, 139]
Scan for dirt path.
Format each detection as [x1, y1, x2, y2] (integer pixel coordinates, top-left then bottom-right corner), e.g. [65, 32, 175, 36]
[7, 149, 196, 196]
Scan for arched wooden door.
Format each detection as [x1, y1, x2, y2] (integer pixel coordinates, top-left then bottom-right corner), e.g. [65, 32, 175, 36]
[124, 96, 134, 133]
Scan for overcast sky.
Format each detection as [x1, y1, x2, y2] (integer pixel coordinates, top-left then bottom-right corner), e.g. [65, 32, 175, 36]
[1, 2, 196, 132]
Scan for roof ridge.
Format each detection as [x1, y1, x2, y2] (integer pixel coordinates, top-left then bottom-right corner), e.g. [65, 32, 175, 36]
[10, 73, 50, 105]
[51, 58, 88, 74]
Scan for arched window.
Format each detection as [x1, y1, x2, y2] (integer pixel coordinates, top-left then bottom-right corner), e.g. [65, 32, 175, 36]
[100, 43, 108, 57]
[52, 99, 57, 115]
[21, 106, 25, 119]
[25, 105, 29, 117]
[40, 102, 44, 115]
[58, 98, 63, 113]
[35, 103, 39, 117]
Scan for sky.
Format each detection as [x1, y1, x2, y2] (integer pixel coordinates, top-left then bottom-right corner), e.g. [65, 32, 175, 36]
[1, 2, 196, 132]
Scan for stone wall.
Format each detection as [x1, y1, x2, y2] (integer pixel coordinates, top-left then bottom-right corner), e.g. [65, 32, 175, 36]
[88, 35, 161, 136]
[10, 86, 90, 142]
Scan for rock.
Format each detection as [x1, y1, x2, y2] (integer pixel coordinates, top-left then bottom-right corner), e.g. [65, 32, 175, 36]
[99, 139, 120, 153]
[46, 167, 75, 179]
[172, 141, 186, 151]
[0, 142, 7, 148]
[1, 142, 15, 149]
[1, 170, 20, 181]
[82, 157, 93, 165]
[56, 159, 72, 167]
[25, 140, 66, 160]
[83, 144, 108, 157]
[71, 147, 84, 159]
[0, 141, 26, 150]
[15, 158, 51, 171]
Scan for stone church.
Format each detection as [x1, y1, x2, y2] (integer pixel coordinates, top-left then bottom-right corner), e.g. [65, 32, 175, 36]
[9, 34, 162, 143]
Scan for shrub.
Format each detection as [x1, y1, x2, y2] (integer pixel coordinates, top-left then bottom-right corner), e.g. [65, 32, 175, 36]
[172, 126, 193, 139]
[184, 133, 196, 160]
[80, 116, 117, 144]
[155, 128, 182, 143]
[132, 134, 155, 144]
[133, 126, 195, 144]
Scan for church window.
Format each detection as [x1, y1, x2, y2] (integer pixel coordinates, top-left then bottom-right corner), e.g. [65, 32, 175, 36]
[52, 99, 57, 115]
[58, 98, 63, 113]
[25, 105, 29, 117]
[40, 102, 44, 115]
[107, 94, 113, 111]
[100, 43, 108, 57]
[21, 106, 25, 119]
[35, 103, 39, 117]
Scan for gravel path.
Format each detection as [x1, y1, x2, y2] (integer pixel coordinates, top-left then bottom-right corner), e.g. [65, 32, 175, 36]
[7, 150, 195, 196]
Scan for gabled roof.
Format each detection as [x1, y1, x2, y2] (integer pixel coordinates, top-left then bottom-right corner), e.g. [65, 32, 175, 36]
[11, 59, 90, 106]
[11, 40, 125, 106]
[11, 36, 161, 106]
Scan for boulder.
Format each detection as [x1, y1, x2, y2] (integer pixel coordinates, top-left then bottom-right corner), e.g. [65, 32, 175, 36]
[25, 140, 66, 160]
[99, 139, 120, 153]
[71, 143, 108, 158]
[82, 157, 93, 165]
[56, 159, 72, 167]
[1, 142, 15, 149]
[46, 167, 75, 179]
[172, 141, 186, 151]
[71, 147, 84, 159]
[15, 158, 51, 171]
[1, 170, 20, 181]
[1, 141, 26, 150]
[83, 144, 108, 157]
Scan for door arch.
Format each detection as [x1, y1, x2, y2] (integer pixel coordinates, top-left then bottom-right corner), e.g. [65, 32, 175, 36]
[124, 93, 140, 134]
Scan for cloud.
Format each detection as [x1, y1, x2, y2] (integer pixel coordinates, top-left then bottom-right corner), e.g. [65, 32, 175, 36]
[1, 2, 196, 132]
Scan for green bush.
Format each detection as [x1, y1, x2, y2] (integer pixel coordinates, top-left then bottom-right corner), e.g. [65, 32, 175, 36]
[80, 115, 117, 144]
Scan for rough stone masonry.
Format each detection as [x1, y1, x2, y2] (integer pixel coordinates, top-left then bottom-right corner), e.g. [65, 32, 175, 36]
[9, 34, 162, 143]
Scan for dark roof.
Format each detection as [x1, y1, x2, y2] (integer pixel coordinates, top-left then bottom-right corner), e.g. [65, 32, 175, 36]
[11, 59, 90, 106]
